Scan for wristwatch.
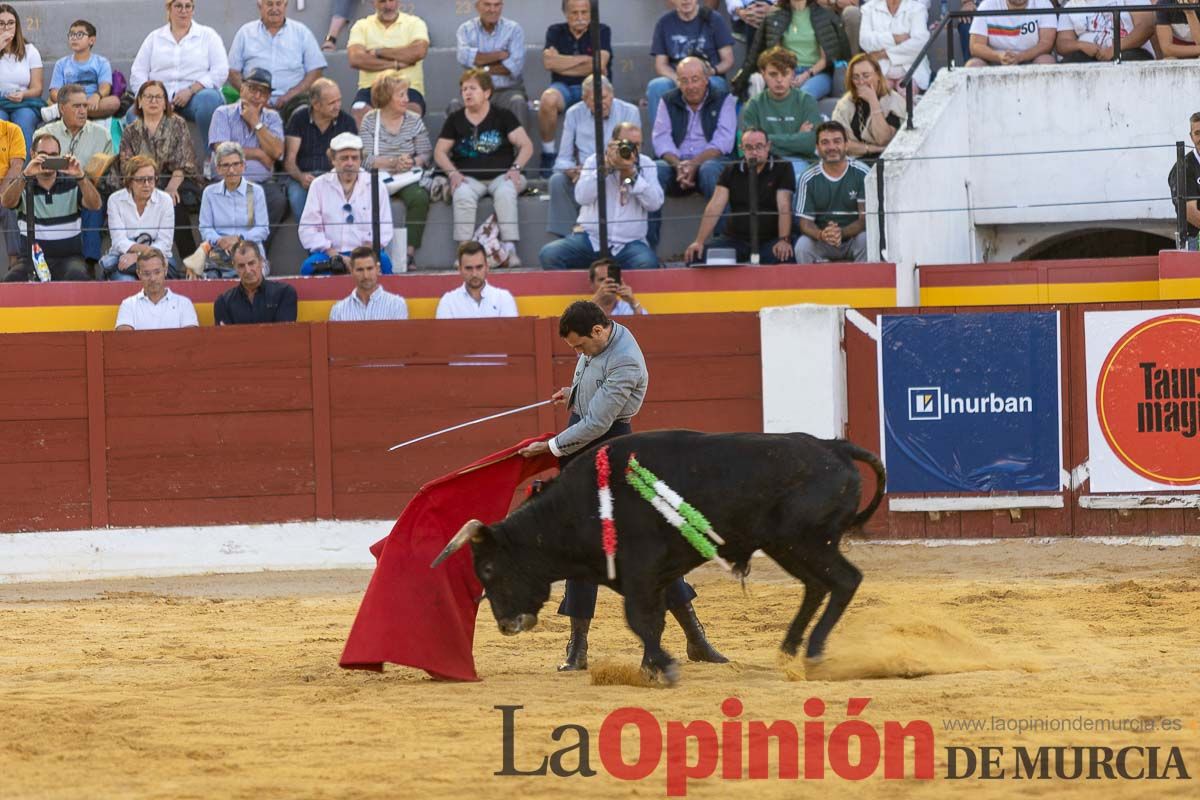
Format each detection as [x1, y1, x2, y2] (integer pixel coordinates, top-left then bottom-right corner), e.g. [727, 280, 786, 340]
[254, 122, 264, 132]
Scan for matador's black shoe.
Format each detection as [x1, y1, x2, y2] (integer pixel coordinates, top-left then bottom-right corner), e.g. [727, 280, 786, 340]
[557, 617, 590, 671]
[672, 603, 729, 663]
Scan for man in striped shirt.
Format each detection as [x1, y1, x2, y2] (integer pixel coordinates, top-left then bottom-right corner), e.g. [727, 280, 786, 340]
[328, 246, 409, 322]
[1, 133, 100, 281]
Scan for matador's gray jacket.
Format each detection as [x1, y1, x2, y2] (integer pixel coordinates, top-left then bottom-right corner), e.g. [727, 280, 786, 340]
[549, 321, 648, 457]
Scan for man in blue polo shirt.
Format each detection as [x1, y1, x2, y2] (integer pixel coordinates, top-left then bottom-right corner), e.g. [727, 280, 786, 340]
[228, 0, 328, 121]
[536, 0, 612, 175]
[213, 241, 298, 325]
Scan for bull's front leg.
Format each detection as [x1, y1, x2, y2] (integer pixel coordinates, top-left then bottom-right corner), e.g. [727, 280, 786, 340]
[623, 586, 680, 686]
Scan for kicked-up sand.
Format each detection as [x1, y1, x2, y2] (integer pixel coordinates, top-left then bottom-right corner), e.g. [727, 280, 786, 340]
[0, 538, 1197, 799]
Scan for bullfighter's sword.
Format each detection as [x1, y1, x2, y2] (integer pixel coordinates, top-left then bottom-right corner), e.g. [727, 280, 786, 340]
[387, 400, 555, 451]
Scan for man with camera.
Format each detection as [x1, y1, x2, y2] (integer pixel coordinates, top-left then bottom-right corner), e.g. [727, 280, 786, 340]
[588, 258, 647, 317]
[1, 132, 101, 282]
[547, 74, 640, 239]
[298, 132, 394, 276]
[539, 123, 663, 271]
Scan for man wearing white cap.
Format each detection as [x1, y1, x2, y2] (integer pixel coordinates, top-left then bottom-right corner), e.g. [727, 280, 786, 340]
[298, 131, 395, 275]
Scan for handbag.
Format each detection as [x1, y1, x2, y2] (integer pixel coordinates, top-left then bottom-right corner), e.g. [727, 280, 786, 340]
[371, 111, 425, 195]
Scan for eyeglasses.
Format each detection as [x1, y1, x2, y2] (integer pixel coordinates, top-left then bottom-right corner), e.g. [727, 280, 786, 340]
[743, 142, 769, 152]
[141, 94, 166, 102]
[0, 20, 17, 29]
[131, 176, 156, 184]
[342, 203, 355, 225]
[217, 160, 245, 170]
[68, 31, 89, 40]
[170, 3, 195, 10]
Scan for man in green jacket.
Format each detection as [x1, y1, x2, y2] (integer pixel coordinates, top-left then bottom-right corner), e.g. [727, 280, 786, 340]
[738, 47, 823, 178]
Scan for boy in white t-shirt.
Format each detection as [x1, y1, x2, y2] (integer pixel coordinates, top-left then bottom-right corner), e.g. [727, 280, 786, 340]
[45, 20, 120, 122]
[966, 0, 1057, 66]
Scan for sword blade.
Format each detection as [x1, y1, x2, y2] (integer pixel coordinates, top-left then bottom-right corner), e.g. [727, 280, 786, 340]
[387, 399, 554, 451]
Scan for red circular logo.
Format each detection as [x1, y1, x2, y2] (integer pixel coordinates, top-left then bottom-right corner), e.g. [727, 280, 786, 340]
[1097, 314, 1200, 485]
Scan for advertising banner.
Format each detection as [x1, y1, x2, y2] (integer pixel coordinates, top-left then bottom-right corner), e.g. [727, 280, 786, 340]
[880, 312, 1062, 493]
[1085, 309, 1200, 492]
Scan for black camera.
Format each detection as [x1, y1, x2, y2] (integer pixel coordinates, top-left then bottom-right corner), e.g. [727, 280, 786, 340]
[615, 139, 637, 160]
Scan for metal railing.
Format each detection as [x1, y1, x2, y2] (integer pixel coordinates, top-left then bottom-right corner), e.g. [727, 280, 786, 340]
[900, 4, 1180, 130]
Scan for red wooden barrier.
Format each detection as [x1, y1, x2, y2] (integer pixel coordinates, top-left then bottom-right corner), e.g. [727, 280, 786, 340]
[0, 314, 763, 533]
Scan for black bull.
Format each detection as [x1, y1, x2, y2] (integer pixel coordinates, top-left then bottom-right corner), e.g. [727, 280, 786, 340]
[432, 430, 886, 683]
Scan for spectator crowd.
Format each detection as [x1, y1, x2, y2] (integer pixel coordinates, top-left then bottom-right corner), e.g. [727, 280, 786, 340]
[0, 0, 1188, 328]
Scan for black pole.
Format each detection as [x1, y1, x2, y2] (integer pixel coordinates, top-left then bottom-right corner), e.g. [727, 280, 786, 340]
[1175, 141, 1188, 250]
[748, 159, 759, 265]
[905, 81, 914, 131]
[946, 16, 954, 70]
[1112, 11, 1122, 63]
[370, 166, 381, 259]
[876, 157, 886, 254]
[24, 179, 35, 249]
[590, 0, 609, 257]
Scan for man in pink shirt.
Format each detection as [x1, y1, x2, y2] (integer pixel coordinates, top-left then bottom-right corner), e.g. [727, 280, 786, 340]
[298, 132, 395, 274]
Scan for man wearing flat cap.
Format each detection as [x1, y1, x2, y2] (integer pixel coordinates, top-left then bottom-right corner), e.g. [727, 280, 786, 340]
[298, 131, 395, 275]
[209, 67, 287, 239]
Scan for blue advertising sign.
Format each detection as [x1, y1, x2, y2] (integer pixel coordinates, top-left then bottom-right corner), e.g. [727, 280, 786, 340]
[879, 312, 1062, 493]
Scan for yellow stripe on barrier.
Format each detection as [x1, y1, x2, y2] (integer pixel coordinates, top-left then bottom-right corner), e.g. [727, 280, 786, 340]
[922, 281, 1162, 307]
[1159, 277, 1200, 301]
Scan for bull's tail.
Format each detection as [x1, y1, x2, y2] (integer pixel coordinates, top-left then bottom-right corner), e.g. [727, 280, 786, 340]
[835, 440, 887, 529]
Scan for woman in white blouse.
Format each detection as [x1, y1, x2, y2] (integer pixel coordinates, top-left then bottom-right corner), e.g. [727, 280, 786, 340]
[130, 0, 228, 151]
[103, 155, 177, 281]
[859, 0, 931, 91]
[0, 5, 43, 154]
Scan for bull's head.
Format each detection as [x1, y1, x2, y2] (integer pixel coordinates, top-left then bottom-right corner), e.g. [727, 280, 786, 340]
[431, 519, 551, 637]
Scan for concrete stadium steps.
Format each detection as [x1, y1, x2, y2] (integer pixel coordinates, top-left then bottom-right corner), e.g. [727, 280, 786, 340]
[264, 190, 709, 275]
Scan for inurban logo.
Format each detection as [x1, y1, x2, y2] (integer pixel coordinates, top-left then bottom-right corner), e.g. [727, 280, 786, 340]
[907, 386, 1033, 422]
[908, 387, 942, 420]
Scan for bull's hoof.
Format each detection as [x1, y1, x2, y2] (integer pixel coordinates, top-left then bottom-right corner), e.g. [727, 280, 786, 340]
[640, 660, 681, 687]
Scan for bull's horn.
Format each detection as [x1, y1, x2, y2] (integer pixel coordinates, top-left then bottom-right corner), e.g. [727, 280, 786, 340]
[430, 519, 485, 568]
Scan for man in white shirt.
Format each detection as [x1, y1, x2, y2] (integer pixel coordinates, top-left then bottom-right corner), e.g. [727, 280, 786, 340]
[329, 246, 409, 322]
[435, 241, 519, 319]
[299, 132, 394, 275]
[539, 123, 663, 271]
[114, 249, 199, 331]
[547, 75, 641, 239]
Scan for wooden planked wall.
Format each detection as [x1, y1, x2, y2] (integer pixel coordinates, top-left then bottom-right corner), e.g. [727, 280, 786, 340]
[0, 314, 763, 533]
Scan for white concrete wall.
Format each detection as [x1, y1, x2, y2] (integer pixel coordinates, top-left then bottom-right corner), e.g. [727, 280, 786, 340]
[0, 521, 387, 583]
[759, 304, 847, 439]
[878, 62, 1192, 279]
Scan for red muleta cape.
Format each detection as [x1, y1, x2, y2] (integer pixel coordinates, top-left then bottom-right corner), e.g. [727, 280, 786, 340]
[339, 435, 558, 681]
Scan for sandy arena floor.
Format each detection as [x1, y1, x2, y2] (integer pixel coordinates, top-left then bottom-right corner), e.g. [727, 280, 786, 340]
[1, 539, 1197, 799]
